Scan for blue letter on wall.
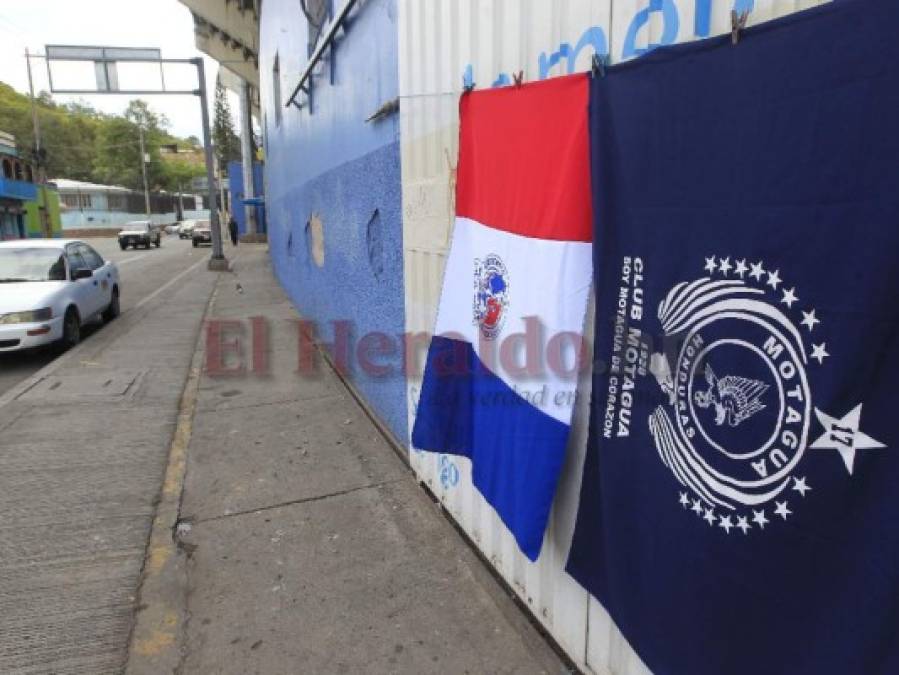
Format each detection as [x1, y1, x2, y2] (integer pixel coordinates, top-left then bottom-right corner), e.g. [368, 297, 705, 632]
[622, 0, 680, 59]
[538, 27, 608, 80]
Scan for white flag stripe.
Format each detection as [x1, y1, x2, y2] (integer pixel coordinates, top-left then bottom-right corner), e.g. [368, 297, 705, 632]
[433, 216, 593, 425]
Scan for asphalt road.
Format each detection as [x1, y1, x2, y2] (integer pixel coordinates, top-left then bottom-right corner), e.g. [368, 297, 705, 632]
[0, 237, 221, 673]
[0, 235, 212, 396]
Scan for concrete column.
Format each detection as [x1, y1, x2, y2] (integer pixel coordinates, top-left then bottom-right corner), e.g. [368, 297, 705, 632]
[239, 78, 257, 236]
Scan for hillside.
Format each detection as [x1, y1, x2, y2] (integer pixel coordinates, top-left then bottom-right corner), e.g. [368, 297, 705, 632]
[0, 81, 205, 192]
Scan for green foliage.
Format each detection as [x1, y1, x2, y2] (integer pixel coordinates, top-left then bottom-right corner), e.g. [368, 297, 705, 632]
[213, 77, 241, 172]
[0, 81, 205, 191]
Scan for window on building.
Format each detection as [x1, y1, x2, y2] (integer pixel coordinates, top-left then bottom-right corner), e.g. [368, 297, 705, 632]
[1, 159, 11, 179]
[273, 53, 282, 126]
[79, 194, 92, 209]
[62, 194, 80, 208]
[107, 194, 126, 211]
[13, 161, 23, 181]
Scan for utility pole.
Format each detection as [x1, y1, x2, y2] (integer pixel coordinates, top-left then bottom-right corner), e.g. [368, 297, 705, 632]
[194, 57, 226, 267]
[25, 48, 50, 236]
[24, 49, 42, 179]
[137, 124, 151, 219]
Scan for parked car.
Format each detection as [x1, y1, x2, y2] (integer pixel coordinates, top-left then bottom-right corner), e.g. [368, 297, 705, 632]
[118, 221, 161, 250]
[178, 220, 198, 239]
[192, 221, 213, 247]
[0, 240, 121, 352]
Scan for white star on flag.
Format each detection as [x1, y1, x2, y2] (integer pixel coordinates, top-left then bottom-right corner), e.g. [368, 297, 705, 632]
[774, 501, 792, 520]
[718, 257, 732, 275]
[749, 261, 765, 281]
[801, 309, 820, 331]
[736, 516, 751, 534]
[767, 269, 782, 289]
[752, 510, 769, 529]
[734, 259, 748, 278]
[704, 256, 717, 274]
[704, 508, 716, 526]
[692, 499, 703, 515]
[781, 287, 798, 308]
[811, 343, 829, 364]
[679, 492, 690, 508]
[811, 404, 886, 474]
[792, 476, 812, 497]
[718, 515, 733, 533]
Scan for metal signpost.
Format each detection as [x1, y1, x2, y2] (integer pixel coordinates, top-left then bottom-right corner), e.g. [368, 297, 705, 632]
[41, 45, 226, 268]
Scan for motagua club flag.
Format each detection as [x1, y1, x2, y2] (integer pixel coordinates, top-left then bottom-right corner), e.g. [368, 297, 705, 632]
[412, 74, 593, 562]
[566, 0, 899, 673]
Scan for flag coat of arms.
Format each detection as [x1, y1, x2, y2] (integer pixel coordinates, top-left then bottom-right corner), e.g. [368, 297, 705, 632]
[566, 0, 899, 672]
[412, 74, 593, 561]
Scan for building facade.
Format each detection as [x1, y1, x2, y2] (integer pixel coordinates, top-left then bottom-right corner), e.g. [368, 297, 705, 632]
[0, 130, 61, 240]
[53, 178, 208, 232]
[256, 1, 829, 672]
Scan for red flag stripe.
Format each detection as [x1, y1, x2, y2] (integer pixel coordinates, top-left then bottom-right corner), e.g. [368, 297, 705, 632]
[456, 73, 593, 243]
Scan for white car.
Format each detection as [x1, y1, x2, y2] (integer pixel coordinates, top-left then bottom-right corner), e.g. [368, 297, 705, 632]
[178, 220, 198, 239]
[0, 240, 121, 352]
[118, 221, 161, 250]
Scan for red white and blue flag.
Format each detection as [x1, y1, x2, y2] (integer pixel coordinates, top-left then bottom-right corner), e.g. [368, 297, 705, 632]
[412, 74, 593, 561]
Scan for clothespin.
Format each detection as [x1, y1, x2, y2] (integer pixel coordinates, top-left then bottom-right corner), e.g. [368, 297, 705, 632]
[731, 9, 749, 45]
[591, 53, 609, 79]
[513, 70, 524, 88]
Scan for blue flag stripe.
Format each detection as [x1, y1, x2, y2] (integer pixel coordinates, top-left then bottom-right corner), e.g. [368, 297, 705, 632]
[413, 336, 570, 561]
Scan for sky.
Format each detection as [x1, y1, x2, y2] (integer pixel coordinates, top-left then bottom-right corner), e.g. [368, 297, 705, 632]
[0, 0, 235, 140]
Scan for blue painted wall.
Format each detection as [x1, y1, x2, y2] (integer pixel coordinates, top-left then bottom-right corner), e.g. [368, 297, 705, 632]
[260, 0, 407, 441]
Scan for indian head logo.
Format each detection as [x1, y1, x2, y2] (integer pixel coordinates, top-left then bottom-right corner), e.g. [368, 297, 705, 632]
[473, 254, 509, 340]
[640, 256, 888, 535]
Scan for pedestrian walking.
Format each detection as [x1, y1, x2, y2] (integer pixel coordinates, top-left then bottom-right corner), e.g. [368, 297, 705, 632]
[228, 215, 239, 246]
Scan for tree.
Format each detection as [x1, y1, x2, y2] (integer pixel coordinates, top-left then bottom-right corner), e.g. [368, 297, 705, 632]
[0, 84, 201, 191]
[212, 76, 241, 174]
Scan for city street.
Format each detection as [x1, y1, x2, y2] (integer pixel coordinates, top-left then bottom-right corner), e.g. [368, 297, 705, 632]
[0, 236, 220, 673]
[0, 236, 208, 396]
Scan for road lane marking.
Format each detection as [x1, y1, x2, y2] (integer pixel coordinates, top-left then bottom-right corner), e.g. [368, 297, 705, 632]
[133, 255, 211, 310]
[117, 254, 148, 265]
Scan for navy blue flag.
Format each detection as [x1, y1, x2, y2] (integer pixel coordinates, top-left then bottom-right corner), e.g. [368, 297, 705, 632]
[566, 1, 899, 673]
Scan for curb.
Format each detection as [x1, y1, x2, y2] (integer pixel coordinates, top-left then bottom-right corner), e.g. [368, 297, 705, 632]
[124, 277, 220, 674]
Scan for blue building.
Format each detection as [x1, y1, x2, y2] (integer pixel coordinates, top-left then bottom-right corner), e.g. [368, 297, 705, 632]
[259, 0, 406, 441]
[0, 131, 38, 240]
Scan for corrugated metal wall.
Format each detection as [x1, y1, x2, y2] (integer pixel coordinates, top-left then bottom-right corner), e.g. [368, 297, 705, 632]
[399, 1, 828, 672]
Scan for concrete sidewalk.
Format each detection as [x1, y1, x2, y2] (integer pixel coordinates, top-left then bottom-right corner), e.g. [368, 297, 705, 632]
[132, 246, 566, 674]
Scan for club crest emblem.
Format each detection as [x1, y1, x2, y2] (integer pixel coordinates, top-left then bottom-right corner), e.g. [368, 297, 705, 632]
[604, 255, 889, 536]
[473, 254, 509, 340]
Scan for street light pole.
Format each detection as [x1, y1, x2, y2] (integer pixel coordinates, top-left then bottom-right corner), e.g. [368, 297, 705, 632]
[137, 123, 151, 219]
[194, 57, 226, 267]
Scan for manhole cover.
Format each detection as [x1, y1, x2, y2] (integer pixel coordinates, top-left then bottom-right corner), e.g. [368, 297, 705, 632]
[17, 370, 144, 402]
